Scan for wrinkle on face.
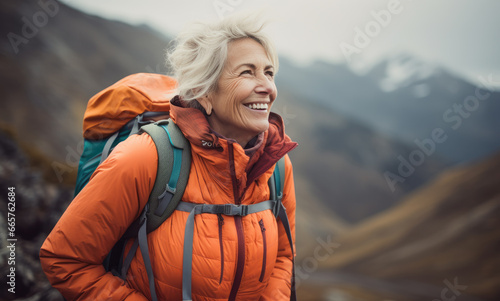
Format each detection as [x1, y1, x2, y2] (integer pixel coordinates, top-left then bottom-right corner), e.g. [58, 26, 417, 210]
[204, 38, 277, 146]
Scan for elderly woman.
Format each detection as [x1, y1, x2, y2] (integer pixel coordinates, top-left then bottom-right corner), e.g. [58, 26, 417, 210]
[40, 14, 297, 301]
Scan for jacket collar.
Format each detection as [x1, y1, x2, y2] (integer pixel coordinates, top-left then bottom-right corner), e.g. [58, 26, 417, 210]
[169, 96, 297, 187]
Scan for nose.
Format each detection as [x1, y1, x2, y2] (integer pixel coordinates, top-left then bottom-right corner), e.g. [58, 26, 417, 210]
[255, 74, 275, 96]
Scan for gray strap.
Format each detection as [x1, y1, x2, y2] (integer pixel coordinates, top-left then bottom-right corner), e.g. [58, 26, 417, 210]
[130, 112, 169, 135]
[178, 201, 275, 301]
[268, 173, 278, 216]
[277, 202, 296, 301]
[181, 205, 199, 301]
[269, 157, 286, 217]
[120, 239, 138, 279]
[99, 131, 119, 164]
[154, 186, 175, 216]
[137, 206, 158, 301]
[176, 201, 275, 215]
[140, 111, 169, 120]
[277, 157, 286, 198]
[130, 116, 140, 135]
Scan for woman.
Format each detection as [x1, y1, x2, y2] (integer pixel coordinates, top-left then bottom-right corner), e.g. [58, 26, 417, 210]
[40, 14, 298, 300]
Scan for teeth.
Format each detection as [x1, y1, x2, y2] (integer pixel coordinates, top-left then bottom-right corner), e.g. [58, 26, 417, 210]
[247, 103, 268, 110]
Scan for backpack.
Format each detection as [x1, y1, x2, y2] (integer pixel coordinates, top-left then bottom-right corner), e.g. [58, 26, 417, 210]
[75, 73, 296, 301]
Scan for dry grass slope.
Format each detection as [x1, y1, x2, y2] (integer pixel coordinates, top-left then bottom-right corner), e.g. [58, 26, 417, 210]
[320, 152, 500, 300]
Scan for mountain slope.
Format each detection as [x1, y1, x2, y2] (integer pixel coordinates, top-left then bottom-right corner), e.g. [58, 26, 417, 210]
[0, 0, 172, 162]
[276, 89, 446, 223]
[1, 1, 447, 224]
[1, 2, 496, 300]
[277, 55, 500, 164]
[320, 151, 500, 300]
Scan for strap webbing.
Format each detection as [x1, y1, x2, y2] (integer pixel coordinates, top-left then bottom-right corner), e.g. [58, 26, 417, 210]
[277, 202, 296, 301]
[121, 239, 139, 279]
[176, 201, 276, 301]
[131, 115, 140, 135]
[274, 162, 282, 198]
[137, 205, 158, 301]
[99, 131, 119, 165]
[276, 157, 285, 199]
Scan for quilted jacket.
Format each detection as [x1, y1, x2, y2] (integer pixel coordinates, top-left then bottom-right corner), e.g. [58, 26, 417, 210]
[40, 96, 298, 300]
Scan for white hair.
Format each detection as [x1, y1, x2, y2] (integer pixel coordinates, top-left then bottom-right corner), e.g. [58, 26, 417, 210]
[166, 12, 279, 102]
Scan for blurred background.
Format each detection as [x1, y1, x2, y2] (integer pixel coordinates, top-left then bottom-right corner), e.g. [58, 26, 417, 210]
[1, 0, 499, 300]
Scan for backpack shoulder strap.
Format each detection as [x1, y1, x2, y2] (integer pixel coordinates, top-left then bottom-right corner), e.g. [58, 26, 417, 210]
[121, 118, 191, 239]
[119, 119, 191, 301]
[276, 156, 285, 197]
[141, 119, 191, 232]
[269, 156, 286, 217]
[268, 156, 297, 301]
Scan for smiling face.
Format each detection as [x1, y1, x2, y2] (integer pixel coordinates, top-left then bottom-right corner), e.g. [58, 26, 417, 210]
[198, 38, 277, 146]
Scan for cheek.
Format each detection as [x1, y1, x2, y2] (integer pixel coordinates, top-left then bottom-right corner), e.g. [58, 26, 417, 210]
[271, 84, 278, 101]
[228, 82, 253, 108]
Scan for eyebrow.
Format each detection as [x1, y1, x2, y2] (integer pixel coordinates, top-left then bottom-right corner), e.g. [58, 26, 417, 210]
[234, 63, 274, 71]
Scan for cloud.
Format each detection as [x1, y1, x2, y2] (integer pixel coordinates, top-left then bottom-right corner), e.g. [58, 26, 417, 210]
[61, 0, 500, 85]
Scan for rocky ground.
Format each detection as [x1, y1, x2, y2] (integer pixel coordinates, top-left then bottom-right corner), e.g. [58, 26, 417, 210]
[0, 129, 70, 300]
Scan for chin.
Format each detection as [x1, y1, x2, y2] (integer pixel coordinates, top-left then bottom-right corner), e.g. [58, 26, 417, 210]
[251, 121, 269, 135]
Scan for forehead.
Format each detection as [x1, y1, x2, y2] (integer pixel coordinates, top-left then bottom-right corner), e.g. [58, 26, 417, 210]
[226, 38, 272, 68]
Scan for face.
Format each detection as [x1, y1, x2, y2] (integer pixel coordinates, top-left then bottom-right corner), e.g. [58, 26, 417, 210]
[199, 38, 277, 146]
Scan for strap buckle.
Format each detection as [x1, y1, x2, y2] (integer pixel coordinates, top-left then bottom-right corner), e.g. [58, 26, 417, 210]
[223, 204, 248, 216]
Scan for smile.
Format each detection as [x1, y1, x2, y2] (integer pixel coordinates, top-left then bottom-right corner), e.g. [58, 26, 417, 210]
[244, 103, 269, 110]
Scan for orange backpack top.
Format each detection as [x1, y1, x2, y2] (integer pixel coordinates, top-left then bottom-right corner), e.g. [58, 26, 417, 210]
[75, 73, 177, 194]
[83, 73, 176, 140]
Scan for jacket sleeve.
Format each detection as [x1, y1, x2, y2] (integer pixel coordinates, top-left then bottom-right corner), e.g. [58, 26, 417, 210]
[39, 134, 157, 301]
[259, 154, 296, 300]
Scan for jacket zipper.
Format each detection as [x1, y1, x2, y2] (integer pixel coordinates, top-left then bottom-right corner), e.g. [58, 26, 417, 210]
[217, 213, 224, 284]
[258, 219, 267, 282]
[227, 141, 245, 301]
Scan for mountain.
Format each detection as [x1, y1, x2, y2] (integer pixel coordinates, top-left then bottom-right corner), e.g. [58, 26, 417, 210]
[0, 0, 172, 163]
[275, 90, 446, 223]
[1, 2, 493, 300]
[307, 151, 500, 300]
[0, 0, 448, 225]
[277, 55, 500, 164]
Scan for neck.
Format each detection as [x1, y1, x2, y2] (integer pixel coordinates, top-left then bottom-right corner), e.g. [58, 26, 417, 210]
[206, 118, 255, 147]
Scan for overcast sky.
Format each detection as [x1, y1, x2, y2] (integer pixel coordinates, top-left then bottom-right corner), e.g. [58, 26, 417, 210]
[61, 0, 500, 87]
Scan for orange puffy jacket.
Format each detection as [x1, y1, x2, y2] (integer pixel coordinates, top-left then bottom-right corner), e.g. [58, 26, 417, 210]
[40, 96, 298, 300]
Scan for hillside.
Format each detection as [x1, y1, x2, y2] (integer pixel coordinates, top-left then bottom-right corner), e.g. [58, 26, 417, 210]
[2, 2, 497, 300]
[0, 1, 171, 161]
[0, 0, 448, 226]
[309, 152, 500, 300]
[277, 55, 500, 164]
[276, 90, 445, 224]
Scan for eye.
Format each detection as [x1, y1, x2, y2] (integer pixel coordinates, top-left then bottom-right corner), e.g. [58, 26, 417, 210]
[265, 70, 274, 78]
[240, 70, 252, 76]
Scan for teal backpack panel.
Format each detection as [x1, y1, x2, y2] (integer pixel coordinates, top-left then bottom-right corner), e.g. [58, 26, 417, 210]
[74, 126, 133, 196]
[74, 112, 169, 196]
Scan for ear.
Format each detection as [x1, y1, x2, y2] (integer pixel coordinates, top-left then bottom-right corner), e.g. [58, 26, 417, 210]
[198, 94, 213, 115]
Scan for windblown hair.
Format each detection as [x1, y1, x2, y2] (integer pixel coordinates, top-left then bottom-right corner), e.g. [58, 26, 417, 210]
[166, 12, 279, 102]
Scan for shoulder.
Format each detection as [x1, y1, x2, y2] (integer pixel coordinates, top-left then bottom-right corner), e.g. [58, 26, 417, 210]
[94, 133, 158, 179]
[283, 154, 294, 176]
[113, 132, 157, 157]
